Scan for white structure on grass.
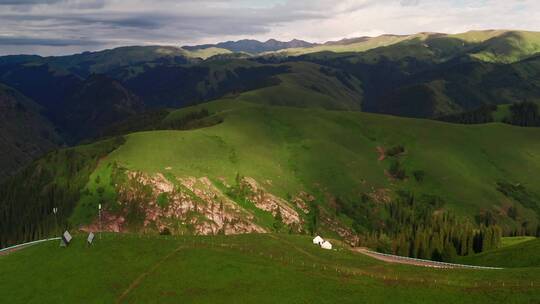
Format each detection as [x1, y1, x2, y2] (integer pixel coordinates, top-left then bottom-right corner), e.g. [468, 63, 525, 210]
[320, 240, 332, 250]
[312, 235, 332, 250]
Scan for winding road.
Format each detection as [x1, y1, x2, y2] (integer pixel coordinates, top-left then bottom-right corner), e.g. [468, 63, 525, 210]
[352, 247, 502, 270]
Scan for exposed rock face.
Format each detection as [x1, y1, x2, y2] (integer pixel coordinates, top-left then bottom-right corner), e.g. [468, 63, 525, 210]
[292, 191, 315, 214]
[109, 172, 267, 235]
[81, 212, 126, 233]
[178, 176, 266, 234]
[241, 177, 303, 229]
[320, 213, 359, 246]
[367, 188, 392, 204]
[82, 171, 324, 235]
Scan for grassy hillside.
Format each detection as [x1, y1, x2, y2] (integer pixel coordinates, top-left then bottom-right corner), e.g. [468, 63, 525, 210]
[56, 97, 538, 244]
[456, 237, 540, 268]
[42, 46, 211, 77]
[109, 99, 540, 212]
[501, 236, 536, 247]
[0, 233, 539, 303]
[279, 30, 540, 64]
[274, 34, 422, 56]
[2, 91, 540, 251]
[234, 62, 363, 110]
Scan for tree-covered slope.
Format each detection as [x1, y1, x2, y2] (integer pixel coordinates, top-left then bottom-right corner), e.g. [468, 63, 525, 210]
[0, 137, 125, 248]
[59, 74, 144, 141]
[289, 35, 540, 118]
[0, 83, 60, 180]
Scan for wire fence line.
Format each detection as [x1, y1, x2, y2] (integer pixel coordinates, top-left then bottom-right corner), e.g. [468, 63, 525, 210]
[0, 237, 61, 254]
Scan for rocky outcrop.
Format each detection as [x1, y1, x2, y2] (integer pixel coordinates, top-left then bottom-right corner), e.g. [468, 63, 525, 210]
[320, 213, 359, 246]
[241, 177, 303, 229]
[105, 172, 266, 235]
[292, 191, 315, 214]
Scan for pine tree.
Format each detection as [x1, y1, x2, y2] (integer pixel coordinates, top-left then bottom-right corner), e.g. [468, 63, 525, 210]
[273, 207, 284, 233]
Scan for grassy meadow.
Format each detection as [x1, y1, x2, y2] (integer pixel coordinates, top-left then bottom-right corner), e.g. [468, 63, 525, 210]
[0, 233, 539, 303]
[456, 237, 540, 268]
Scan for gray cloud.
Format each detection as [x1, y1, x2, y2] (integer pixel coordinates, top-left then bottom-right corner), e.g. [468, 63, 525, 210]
[0, 0, 62, 4]
[0, 36, 102, 46]
[0, 0, 539, 56]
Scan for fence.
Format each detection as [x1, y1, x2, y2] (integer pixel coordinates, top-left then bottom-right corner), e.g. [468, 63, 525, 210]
[0, 237, 60, 254]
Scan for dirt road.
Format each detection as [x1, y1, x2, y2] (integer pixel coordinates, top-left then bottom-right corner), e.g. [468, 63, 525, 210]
[352, 247, 502, 270]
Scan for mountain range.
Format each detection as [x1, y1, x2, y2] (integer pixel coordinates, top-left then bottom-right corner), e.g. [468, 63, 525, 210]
[183, 38, 315, 54]
[1, 30, 540, 260]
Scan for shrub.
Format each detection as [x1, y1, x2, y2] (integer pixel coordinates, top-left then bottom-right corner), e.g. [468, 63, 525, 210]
[413, 170, 425, 182]
[157, 193, 170, 208]
[386, 145, 405, 157]
[388, 160, 407, 180]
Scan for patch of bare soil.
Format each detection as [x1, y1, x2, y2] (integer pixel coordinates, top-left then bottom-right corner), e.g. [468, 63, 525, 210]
[376, 146, 386, 161]
[81, 212, 126, 233]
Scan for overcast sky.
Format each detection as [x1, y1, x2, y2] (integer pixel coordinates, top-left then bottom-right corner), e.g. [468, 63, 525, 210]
[0, 0, 539, 56]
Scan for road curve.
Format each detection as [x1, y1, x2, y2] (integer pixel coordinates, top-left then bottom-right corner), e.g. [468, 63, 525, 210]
[352, 247, 502, 270]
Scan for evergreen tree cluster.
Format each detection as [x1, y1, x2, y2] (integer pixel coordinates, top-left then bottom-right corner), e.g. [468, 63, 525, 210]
[336, 191, 502, 261]
[438, 104, 496, 124]
[505, 102, 540, 127]
[0, 137, 125, 249]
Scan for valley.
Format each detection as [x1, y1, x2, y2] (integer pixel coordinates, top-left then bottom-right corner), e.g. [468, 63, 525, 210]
[0, 26, 540, 303]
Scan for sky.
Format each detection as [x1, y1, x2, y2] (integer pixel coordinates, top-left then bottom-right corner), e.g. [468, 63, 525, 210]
[0, 0, 539, 56]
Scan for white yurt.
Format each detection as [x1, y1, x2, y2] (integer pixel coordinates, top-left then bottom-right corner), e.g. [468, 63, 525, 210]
[312, 235, 324, 245]
[320, 240, 332, 250]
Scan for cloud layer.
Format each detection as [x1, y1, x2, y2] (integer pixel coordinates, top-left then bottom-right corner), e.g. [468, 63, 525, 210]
[0, 0, 539, 55]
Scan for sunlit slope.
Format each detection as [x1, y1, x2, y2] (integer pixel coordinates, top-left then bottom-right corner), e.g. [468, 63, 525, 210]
[106, 99, 540, 221]
[275, 34, 420, 56]
[278, 30, 540, 64]
[0, 234, 539, 303]
[237, 62, 363, 110]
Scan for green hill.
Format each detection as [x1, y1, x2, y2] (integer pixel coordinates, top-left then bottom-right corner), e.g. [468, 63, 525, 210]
[2, 94, 540, 252]
[292, 38, 540, 118]
[0, 233, 539, 303]
[278, 30, 540, 64]
[456, 237, 540, 268]
[274, 34, 422, 56]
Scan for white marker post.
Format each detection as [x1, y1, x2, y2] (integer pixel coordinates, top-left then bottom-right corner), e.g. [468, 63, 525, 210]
[98, 203, 102, 240]
[87, 232, 95, 246]
[53, 207, 58, 237]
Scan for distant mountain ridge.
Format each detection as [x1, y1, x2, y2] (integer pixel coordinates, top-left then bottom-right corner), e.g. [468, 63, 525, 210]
[183, 38, 315, 54]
